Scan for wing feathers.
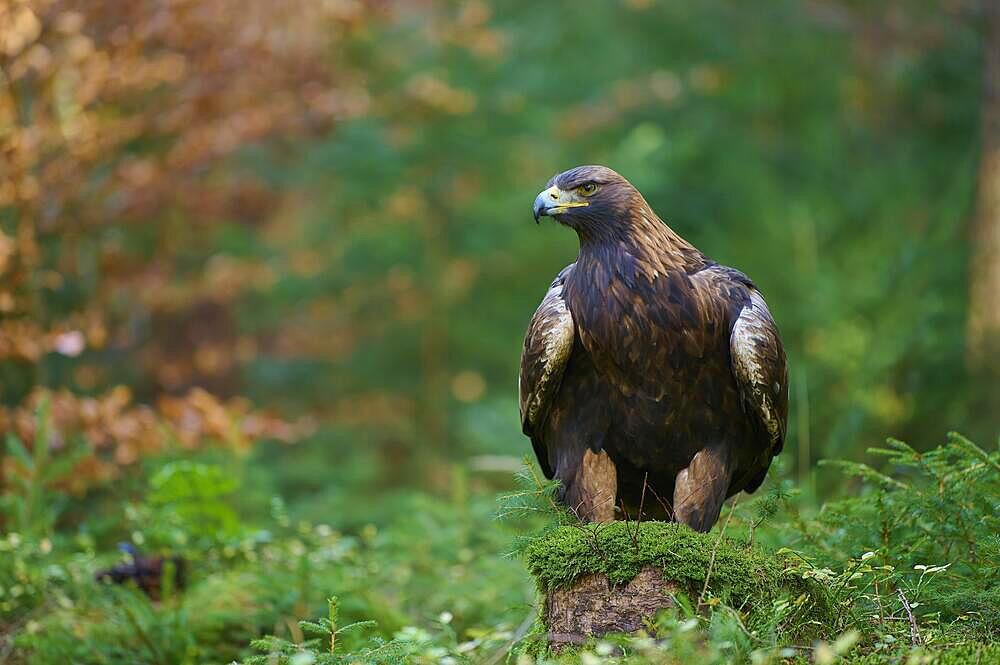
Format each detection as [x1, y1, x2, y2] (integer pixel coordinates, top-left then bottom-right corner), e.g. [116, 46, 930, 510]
[519, 265, 575, 439]
[730, 290, 788, 454]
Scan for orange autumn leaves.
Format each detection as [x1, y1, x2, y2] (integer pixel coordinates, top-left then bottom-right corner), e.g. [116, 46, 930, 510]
[1, 0, 368, 493]
[1, 387, 313, 495]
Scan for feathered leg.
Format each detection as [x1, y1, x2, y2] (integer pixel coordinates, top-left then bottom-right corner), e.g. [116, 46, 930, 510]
[673, 443, 734, 532]
[560, 448, 617, 522]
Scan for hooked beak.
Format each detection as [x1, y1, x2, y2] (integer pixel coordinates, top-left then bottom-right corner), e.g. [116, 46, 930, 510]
[532, 185, 590, 223]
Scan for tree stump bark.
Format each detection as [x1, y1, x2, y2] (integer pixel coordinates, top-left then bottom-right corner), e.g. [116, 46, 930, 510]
[544, 566, 677, 649]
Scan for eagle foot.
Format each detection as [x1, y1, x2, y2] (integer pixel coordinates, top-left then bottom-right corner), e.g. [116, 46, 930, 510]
[672, 444, 734, 533]
[568, 449, 617, 523]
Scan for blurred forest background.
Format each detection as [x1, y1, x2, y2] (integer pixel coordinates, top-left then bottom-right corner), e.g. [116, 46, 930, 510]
[2, 0, 998, 663]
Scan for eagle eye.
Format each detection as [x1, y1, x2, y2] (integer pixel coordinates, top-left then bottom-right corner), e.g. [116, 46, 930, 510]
[577, 182, 599, 196]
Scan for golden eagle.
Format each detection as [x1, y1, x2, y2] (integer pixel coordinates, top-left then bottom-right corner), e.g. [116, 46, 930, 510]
[519, 165, 787, 532]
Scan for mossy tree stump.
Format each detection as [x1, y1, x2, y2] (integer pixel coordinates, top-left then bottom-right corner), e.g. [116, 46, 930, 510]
[522, 521, 832, 650]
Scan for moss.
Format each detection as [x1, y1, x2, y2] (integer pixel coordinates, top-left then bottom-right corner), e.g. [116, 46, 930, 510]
[844, 642, 1000, 665]
[522, 521, 833, 636]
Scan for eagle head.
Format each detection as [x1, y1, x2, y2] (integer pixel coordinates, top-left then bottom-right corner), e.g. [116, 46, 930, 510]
[532, 165, 640, 235]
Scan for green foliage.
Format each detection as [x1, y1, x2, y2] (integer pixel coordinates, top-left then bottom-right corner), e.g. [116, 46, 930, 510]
[0, 531, 65, 625]
[18, 585, 201, 665]
[143, 461, 244, 548]
[241, 597, 405, 665]
[4, 423, 999, 665]
[772, 433, 1000, 648]
[6, 443, 529, 664]
[0, 396, 89, 622]
[240, 596, 472, 665]
[496, 458, 576, 555]
[0, 396, 85, 538]
[844, 642, 1000, 665]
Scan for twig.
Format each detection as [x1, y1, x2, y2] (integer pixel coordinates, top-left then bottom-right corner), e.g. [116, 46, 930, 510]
[571, 521, 611, 567]
[898, 588, 922, 646]
[645, 482, 674, 520]
[570, 491, 616, 524]
[638, 472, 649, 523]
[620, 498, 639, 553]
[749, 510, 769, 548]
[329, 597, 338, 654]
[700, 496, 739, 604]
[622, 474, 651, 554]
[874, 579, 886, 627]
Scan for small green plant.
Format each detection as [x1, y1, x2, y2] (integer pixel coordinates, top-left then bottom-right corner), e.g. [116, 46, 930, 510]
[242, 596, 411, 665]
[496, 458, 575, 557]
[0, 396, 89, 623]
[140, 460, 244, 549]
[1, 395, 86, 538]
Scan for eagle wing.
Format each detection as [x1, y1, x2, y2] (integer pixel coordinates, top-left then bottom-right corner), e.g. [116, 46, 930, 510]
[730, 288, 788, 460]
[519, 263, 575, 477]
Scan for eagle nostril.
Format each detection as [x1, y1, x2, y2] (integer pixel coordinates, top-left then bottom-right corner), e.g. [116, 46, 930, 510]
[550, 192, 559, 200]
